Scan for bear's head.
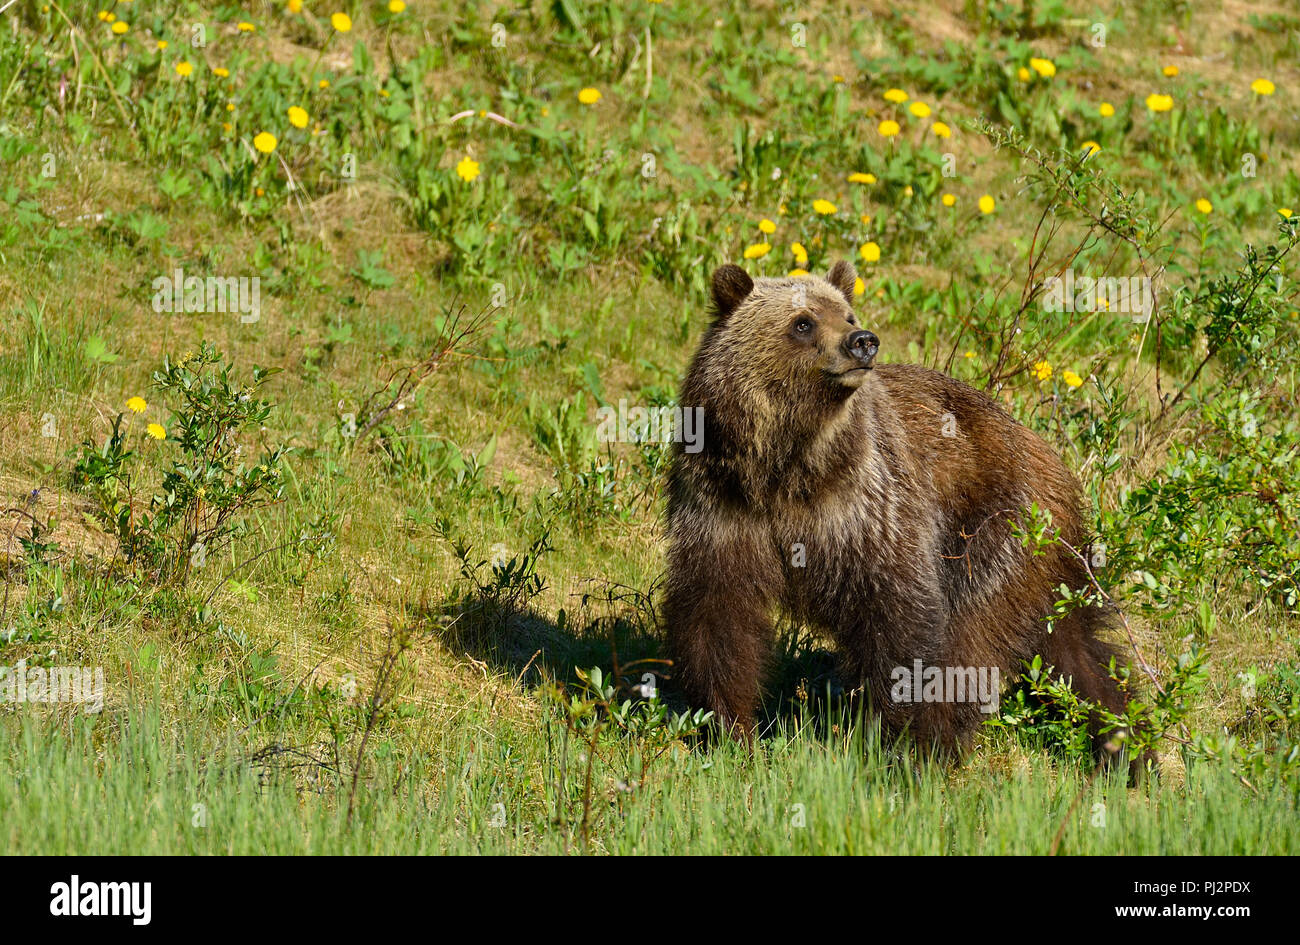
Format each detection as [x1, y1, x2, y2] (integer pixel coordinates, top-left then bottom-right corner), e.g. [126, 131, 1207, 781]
[708, 260, 880, 395]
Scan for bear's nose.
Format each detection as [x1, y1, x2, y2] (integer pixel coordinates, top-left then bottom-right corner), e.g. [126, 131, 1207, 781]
[844, 329, 879, 363]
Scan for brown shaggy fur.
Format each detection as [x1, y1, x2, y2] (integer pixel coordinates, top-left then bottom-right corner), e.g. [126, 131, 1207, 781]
[665, 261, 1143, 767]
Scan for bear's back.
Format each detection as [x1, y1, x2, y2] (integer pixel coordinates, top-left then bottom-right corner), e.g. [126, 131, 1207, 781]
[870, 362, 1084, 540]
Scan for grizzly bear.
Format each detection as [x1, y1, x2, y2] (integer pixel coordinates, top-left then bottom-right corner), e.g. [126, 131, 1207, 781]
[665, 260, 1143, 768]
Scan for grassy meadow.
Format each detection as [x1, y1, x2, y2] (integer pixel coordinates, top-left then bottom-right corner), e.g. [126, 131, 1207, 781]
[1, 0, 1298, 855]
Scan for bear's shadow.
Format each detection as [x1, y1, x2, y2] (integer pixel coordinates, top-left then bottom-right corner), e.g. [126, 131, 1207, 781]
[429, 580, 850, 737]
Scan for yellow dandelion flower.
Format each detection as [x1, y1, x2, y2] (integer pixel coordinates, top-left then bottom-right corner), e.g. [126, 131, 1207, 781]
[1017, 67, 1031, 82]
[791, 242, 808, 264]
[389, 0, 406, 11]
[859, 213, 871, 225]
[97, 10, 109, 20]
[847, 172, 876, 184]
[759, 218, 776, 234]
[288, 106, 309, 128]
[1162, 65, 1178, 77]
[1278, 208, 1293, 219]
[963, 351, 975, 359]
[859, 241, 881, 263]
[111, 20, 128, 34]
[252, 131, 277, 153]
[1033, 361, 1052, 382]
[812, 199, 837, 215]
[127, 396, 147, 413]
[226, 102, 235, 112]
[288, 0, 303, 12]
[853, 277, 865, 296]
[237, 22, 255, 32]
[1195, 198, 1213, 214]
[456, 156, 480, 182]
[318, 79, 330, 89]
[978, 194, 995, 215]
[878, 119, 901, 137]
[1062, 370, 1084, 389]
[743, 242, 771, 259]
[156, 40, 168, 50]
[908, 101, 931, 118]
[1250, 78, 1276, 96]
[1029, 58, 1056, 78]
[788, 269, 809, 278]
[932, 121, 951, 138]
[578, 87, 601, 105]
[146, 423, 167, 440]
[331, 12, 352, 32]
[175, 61, 193, 77]
[883, 88, 908, 103]
[213, 67, 230, 78]
[1080, 140, 1101, 157]
[1099, 102, 1115, 117]
[1145, 93, 1174, 112]
[941, 193, 956, 207]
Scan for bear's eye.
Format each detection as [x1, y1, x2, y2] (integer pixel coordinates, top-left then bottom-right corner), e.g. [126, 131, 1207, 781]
[793, 317, 814, 334]
[846, 314, 857, 326]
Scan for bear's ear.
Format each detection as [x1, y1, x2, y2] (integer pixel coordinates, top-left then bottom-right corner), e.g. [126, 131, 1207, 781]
[710, 264, 754, 320]
[826, 260, 858, 306]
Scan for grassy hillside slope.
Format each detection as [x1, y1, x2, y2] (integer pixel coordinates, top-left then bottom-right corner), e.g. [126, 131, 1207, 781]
[0, 0, 1297, 853]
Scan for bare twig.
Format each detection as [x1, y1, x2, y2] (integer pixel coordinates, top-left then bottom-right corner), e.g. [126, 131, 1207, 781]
[351, 297, 492, 443]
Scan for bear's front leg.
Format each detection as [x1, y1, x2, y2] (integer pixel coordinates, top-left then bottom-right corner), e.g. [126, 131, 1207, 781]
[664, 525, 778, 738]
[837, 578, 980, 758]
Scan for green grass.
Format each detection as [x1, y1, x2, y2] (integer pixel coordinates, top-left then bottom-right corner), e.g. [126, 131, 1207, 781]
[1, 0, 1298, 855]
[5, 705, 1294, 856]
